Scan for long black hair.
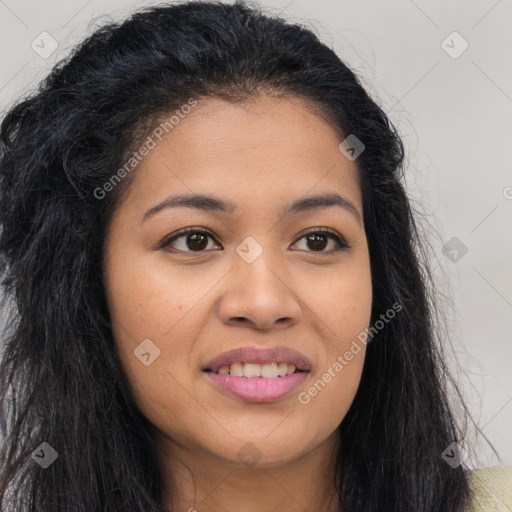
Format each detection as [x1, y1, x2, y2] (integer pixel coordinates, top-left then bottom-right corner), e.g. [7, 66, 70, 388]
[0, 1, 489, 510]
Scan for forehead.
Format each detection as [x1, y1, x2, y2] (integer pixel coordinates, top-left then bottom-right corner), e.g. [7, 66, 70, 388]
[157, 94, 345, 162]
[118, 94, 362, 215]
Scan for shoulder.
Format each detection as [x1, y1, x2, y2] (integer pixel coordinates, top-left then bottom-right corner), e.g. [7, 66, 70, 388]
[466, 466, 512, 511]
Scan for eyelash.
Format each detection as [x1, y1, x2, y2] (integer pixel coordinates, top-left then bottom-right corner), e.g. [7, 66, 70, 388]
[161, 226, 350, 254]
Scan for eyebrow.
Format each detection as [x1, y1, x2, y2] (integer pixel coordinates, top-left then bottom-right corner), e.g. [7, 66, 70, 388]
[141, 192, 361, 225]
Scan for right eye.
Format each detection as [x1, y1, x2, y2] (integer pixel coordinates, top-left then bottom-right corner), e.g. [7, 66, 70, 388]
[161, 227, 222, 253]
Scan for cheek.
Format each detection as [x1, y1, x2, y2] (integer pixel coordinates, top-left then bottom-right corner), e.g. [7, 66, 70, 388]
[103, 250, 209, 413]
[104, 268, 206, 442]
[104, 247, 219, 345]
[305, 255, 373, 343]
[296, 285, 369, 432]
[296, 256, 371, 416]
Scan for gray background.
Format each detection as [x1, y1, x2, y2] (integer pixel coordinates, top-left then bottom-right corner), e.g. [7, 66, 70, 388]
[0, 0, 511, 466]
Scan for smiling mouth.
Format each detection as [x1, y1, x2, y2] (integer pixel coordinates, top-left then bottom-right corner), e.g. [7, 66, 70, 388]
[203, 364, 310, 403]
[204, 362, 307, 378]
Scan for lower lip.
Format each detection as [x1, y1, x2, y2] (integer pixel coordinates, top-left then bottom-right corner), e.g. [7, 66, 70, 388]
[204, 371, 309, 403]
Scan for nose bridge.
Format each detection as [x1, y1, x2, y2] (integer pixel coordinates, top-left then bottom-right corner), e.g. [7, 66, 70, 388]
[234, 234, 288, 295]
[217, 235, 301, 328]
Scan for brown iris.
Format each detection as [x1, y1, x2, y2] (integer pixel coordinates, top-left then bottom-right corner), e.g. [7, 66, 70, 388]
[185, 233, 209, 251]
[305, 233, 328, 251]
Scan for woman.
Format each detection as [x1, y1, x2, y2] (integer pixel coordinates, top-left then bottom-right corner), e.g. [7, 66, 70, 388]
[0, 1, 510, 511]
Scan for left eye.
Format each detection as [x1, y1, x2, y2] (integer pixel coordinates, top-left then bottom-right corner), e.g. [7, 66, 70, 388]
[162, 228, 349, 254]
[291, 230, 349, 253]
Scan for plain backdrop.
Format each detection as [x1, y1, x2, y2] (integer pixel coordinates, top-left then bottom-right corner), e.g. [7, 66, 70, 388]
[0, 0, 511, 467]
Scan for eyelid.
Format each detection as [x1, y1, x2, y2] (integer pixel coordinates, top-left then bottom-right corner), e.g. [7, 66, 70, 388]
[298, 226, 347, 242]
[160, 226, 350, 253]
[160, 226, 220, 247]
[292, 226, 350, 252]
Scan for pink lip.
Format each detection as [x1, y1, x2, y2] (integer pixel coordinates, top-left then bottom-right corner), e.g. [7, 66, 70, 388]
[204, 371, 309, 403]
[202, 346, 312, 403]
[203, 346, 312, 373]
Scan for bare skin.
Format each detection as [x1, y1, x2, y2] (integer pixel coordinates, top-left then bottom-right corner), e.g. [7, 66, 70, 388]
[103, 94, 372, 512]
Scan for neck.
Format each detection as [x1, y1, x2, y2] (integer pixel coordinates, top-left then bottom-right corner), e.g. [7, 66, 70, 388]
[156, 431, 341, 512]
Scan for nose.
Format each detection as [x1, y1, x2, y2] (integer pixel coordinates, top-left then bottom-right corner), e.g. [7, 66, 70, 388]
[217, 250, 302, 331]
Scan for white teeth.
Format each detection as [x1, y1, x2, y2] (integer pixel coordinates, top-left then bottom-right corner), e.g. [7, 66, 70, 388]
[277, 363, 288, 376]
[261, 363, 279, 379]
[243, 363, 261, 378]
[287, 364, 296, 375]
[229, 362, 244, 377]
[215, 362, 301, 378]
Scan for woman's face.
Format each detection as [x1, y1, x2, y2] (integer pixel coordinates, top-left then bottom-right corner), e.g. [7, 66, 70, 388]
[103, 95, 372, 470]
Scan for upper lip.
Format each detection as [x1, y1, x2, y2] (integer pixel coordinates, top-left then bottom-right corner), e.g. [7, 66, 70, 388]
[203, 346, 312, 373]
